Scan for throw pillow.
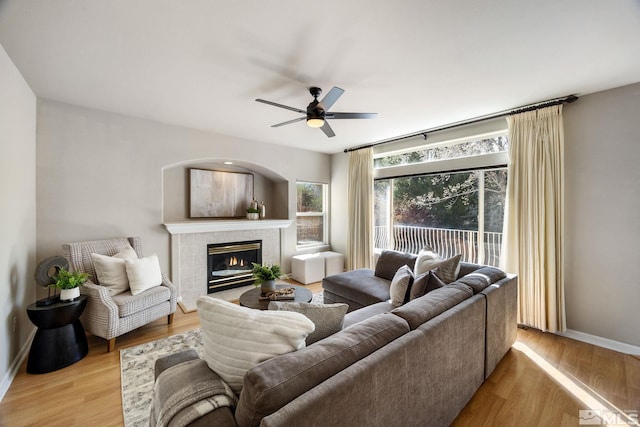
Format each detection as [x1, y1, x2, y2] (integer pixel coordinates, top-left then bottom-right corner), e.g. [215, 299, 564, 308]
[90, 245, 138, 295]
[196, 296, 315, 394]
[409, 270, 446, 300]
[434, 254, 462, 284]
[414, 246, 443, 276]
[389, 264, 413, 308]
[125, 253, 163, 295]
[374, 250, 417, 280]
[268, 301, 349, 345]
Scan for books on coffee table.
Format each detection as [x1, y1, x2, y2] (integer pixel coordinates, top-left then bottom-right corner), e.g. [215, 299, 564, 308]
[259, 287, 296, 301]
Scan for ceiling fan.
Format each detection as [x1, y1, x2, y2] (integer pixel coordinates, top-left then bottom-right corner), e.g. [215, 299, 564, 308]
[255, 86, 377, 138]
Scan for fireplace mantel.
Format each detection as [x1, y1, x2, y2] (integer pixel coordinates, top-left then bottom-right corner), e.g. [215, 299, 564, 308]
[163, 219, 293, 235]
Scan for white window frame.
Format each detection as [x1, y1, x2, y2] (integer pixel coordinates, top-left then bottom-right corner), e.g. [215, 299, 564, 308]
[373, 127, 509, 265]
[296, 181, 329, 249]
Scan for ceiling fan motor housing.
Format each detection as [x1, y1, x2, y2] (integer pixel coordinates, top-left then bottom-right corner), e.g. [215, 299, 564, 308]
[307, 100, 325, 120]
[307, 87, 325, 119]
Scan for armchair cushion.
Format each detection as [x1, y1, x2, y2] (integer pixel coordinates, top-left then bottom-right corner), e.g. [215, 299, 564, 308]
[90, 246, 138, 295]
[112, 285, 172, 317]
[125, 253, 163, 295]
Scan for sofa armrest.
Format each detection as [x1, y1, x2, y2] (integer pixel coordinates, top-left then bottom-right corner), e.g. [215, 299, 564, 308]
[80, 280, 119, 340]
[161, 273, 178, 313]
[151, 358, 238, 427]
[481, 274, 518, 378]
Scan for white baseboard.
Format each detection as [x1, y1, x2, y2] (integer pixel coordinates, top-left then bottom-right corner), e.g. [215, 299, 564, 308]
[0, 328, 36, 402]
[557, 329, 640, 355]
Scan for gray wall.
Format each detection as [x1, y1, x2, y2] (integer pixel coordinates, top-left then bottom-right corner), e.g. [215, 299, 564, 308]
[0, 43, 36, 397]
[564, 82, 640, 346]
[36, 100, 331, 276]
[331, 83, 640, 347]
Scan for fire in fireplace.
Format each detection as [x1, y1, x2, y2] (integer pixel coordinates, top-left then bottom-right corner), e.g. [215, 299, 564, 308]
[207, 240, 262, 293]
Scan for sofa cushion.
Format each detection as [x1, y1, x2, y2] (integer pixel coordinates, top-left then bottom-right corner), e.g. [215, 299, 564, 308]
[235, 312, 410, 427]
[391, 283, 473, 330]
[268, 302, 349, 345]
[323, 269, 392, 306]
[433, 254, 462, 284]
[343, 301, 393, 328]
[455, 266, 507, 294]
[374, 250, 417, 281]
[410, 270, 446, 300]
[112, 284, 171, 317]
[414, 246, 443, 276]
[457, 262, 481, 279]
[196, 296, 314, 394]
[389, 265, 413, 307]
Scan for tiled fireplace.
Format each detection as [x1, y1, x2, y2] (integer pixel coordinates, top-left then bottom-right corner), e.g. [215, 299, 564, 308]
[207, 240, 262, 293]
[163, 220, 292, 306]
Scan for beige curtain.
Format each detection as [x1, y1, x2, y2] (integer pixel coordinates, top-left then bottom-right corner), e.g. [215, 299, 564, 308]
[347, 147, 374, 270]
[502, 105, 566, 333]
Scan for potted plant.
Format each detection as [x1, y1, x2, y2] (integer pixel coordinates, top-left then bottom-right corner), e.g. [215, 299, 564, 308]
[246, 207, 260, 220]
[251, 262, 281, 294]
[51, 267, 89, 301]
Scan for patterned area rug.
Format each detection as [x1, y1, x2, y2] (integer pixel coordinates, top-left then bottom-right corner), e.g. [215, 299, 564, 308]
[120, 329, 204, 427]
[121, 292, 323, 426]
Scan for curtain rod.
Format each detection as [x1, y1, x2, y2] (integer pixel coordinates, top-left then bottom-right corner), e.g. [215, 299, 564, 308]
[343, 94, 579, 153]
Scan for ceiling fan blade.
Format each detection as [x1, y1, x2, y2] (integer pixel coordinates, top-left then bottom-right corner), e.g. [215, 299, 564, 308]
[255, 98, 305, 114]
[320, 121, 335, 138]
[326, 112, 378, 120]
[271, 117, 306, 127]
[318, 87, 345, 111]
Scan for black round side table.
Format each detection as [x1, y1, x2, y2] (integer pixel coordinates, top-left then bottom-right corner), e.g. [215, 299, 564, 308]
[26, 295, 89, 374]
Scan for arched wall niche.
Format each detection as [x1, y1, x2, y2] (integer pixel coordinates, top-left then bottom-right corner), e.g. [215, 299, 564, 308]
[162, 158, 289, 222]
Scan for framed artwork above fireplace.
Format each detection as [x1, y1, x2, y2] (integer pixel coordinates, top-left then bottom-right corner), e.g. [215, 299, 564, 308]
[189, 168, 254, 218]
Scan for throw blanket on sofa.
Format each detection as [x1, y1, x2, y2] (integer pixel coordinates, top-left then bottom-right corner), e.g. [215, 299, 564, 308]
[150, 358, 237, 427]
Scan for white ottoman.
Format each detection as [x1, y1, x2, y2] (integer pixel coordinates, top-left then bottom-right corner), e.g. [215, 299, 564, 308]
[320, 251, 344, 277]
[291, 253, 325, 285]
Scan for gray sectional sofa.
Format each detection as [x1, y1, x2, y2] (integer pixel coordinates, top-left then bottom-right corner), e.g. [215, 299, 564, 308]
[151, 250, 517, 427]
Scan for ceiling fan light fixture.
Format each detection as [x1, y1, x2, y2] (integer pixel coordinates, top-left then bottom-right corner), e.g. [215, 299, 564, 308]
[307, 117, 324, 128]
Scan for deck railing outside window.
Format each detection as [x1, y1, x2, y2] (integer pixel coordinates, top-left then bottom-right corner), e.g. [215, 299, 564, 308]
[374, 225, 502, 267]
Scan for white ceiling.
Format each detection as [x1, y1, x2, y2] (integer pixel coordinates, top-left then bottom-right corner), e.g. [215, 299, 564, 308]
[1, 1, 639, 154]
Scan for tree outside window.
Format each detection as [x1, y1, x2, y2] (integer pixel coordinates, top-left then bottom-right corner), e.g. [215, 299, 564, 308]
[296, 182, 327, 247]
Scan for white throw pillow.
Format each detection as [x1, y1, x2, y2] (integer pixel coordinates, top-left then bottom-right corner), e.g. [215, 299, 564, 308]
[389, 264, 413, 307]
[125, 253, 163, 295]
[90, 246, 138, 295]
[196, 296, 315, 394]
[414, 247, 443, 276]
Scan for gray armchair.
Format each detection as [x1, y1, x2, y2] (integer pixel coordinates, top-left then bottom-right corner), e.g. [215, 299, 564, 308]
[62, 237, 177, 352]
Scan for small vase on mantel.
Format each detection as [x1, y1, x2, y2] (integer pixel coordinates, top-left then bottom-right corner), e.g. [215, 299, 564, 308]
[261, 279, 276, 295]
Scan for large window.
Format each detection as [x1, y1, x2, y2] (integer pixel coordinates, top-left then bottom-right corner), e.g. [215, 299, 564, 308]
[296, 182, 328, 247]
[374, 134, 508, 266]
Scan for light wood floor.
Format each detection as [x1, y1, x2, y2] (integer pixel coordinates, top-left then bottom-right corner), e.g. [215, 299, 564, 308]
[1, 282, 638, 427]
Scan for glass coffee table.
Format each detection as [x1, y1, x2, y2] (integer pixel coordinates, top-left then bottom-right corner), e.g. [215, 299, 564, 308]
[239, 284, 313, 310]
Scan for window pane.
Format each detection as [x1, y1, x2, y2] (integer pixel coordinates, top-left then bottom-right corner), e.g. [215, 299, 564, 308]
[374, 180, 391, 249]
[296, 215, 324, 245]
[374, 135, 509, 168]
[297, 183, 323, 212]
[482, 169, 507, 266]
[296, 182, 326, 246]
[374, 168, 506, 266]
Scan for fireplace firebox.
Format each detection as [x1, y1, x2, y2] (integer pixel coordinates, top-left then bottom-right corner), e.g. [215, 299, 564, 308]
[207, 240, 262, 293]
